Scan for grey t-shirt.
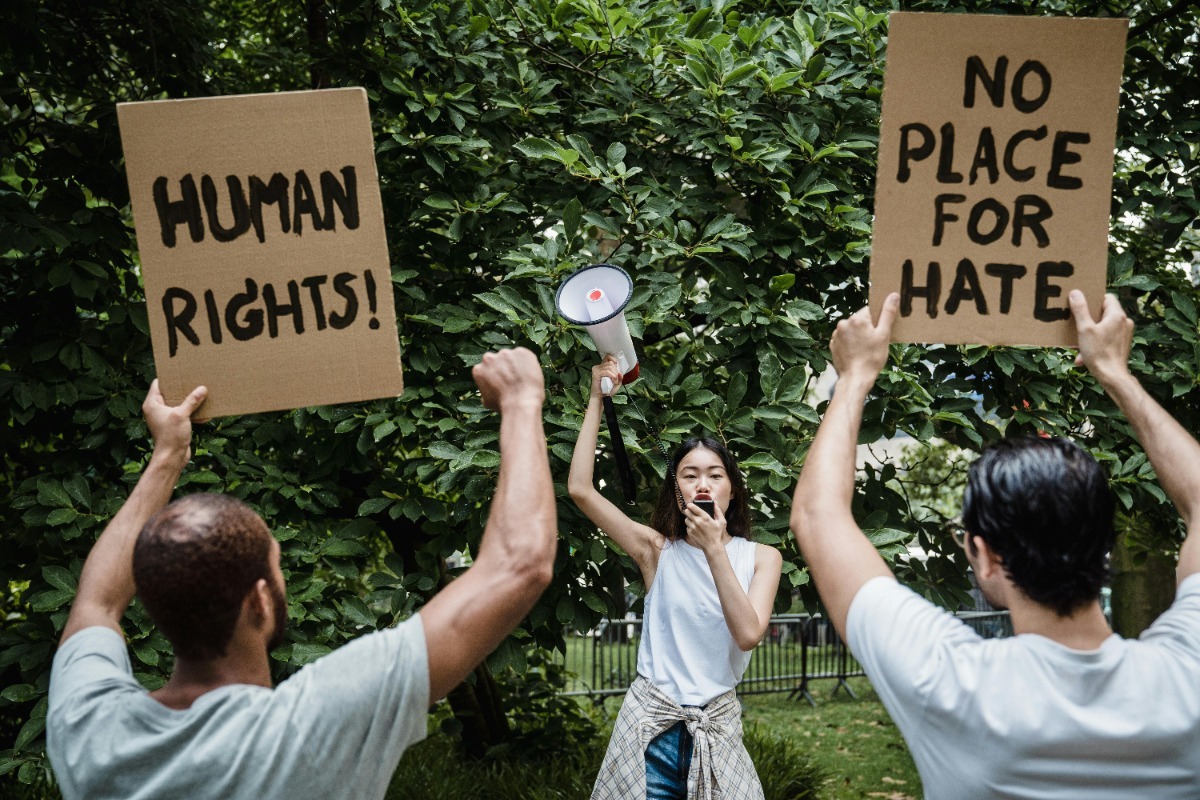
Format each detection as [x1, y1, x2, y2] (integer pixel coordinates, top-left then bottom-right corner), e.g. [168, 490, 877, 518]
[48, 618, 428, 800]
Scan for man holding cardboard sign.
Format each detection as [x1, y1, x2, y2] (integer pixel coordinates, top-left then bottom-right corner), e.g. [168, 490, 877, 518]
[46, 348, 555, 800]
[791, 291, 1200, 797]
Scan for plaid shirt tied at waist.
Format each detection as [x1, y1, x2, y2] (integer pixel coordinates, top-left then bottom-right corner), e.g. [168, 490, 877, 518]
[591, 676, 763, 800]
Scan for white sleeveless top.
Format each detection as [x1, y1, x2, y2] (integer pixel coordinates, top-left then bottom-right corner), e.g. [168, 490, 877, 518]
[636, 536, 758, 706]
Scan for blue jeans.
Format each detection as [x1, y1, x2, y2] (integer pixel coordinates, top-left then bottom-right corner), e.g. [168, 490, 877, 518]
[645, 721, 693, 800]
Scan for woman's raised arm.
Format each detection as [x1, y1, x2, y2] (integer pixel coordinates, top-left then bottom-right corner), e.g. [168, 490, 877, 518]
[567, 356, 663, 582]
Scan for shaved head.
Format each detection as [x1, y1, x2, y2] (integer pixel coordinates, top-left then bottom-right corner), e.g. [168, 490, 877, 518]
[134, 494, 283, 660]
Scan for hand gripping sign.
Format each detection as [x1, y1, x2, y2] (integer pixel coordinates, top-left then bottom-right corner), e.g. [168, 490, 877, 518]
[118, 88, 403, 418]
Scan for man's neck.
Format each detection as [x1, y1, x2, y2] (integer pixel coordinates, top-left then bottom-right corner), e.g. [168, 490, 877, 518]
[1008, 598, 1113, 650]
[151, 650, 272, 710]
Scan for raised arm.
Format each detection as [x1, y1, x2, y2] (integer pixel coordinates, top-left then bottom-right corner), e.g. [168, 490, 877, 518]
[418, 348, 556, 703]
[566, 356, 663, 579]
[60, 381, 208, 645]
[1070, 291, 1200, 584]
[790, 295, 900, 639]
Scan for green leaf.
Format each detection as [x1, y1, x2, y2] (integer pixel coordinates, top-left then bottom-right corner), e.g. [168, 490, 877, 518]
[358, 498, 393, 515]
[340, 597, 377, 628]
[28, 589, 74, 612]
[373, 419, 397, 442]
[867, 528, 912, 547]
[291, 643, 332, 667]
[514, 137, 560, 160]
[323, 539, 368, 557]
[684, 6, 712, 37]
[769, 274, 795, 293]
[1, 685, 37, 704]
[46, 507, 79, 526]
[14, 716, 44, 752]
[423, 195, 457, 211]
[36, 479, 73, 509]
[428, 441, 462, 460]
[563, 197, 583, 238]
[42, 566, 77, 593]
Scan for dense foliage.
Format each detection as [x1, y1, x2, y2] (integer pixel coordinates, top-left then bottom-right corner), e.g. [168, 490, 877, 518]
[2, 0, 1197, 790]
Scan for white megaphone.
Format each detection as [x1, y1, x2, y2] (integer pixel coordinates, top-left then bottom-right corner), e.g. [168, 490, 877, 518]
[555, 264, 640, 394]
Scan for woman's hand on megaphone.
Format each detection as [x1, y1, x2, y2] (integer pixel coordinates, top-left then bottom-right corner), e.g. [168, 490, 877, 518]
[473, 348, 546, 412]
[591, 355, 623, 399]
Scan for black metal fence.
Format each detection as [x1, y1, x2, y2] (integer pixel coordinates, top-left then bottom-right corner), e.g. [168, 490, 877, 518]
[558, 610, 1012, 705]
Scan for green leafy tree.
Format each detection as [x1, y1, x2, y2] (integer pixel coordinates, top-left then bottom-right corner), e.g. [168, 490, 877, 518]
[2, 0, 1198, 792]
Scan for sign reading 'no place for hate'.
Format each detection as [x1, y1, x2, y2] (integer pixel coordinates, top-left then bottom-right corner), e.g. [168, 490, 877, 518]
[870, 13, 1128, 346]
[118, 88, 403, 418]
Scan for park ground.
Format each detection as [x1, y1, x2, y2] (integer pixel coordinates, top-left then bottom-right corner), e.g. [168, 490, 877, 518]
[391, 675, 921, 800]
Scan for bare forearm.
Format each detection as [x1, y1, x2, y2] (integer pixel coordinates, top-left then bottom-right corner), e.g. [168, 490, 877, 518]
[478, 402, 555, 585]
[1102, 373, 1200, 525]
[790, 374, 893, 637]
[706, 551, 766, 650]
[567, 395, 603, 495]
[792, 376, 873, 529]
[66, 447, 187, 641]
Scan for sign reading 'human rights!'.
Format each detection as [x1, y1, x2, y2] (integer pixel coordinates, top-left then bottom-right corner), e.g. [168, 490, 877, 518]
[870, 13, 1128, 346]
[118, 88, 403, 418]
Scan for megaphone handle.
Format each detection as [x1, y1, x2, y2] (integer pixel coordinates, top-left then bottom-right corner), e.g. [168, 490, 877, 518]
[602, 396, 637, 505]
[601, 376, 614, 396]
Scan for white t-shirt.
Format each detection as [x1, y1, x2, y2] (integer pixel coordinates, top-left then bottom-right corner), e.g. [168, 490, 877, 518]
[637, 537, 758, 706]
[48, 617, 429, 800]
[848, 574, 1200, 799]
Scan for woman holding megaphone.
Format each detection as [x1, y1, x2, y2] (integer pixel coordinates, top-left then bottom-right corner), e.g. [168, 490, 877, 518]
[569, 356, 783, 800]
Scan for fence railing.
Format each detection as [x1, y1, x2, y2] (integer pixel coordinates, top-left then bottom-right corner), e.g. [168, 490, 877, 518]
[557, 610, 1012, 705]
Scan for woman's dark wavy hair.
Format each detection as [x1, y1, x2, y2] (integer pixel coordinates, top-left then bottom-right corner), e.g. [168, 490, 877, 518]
[134, 494, 275, 661]
[962, 436, 1115, 617]
[649, 437, 752, 542]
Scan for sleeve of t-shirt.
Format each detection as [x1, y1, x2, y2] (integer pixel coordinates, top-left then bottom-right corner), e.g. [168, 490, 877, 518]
[47, 627, 141, 796]
[49, 626, 137, 712]
[277, 614, 429, 791]
[846, 577, 981, 718]
[1139, 572, 1200, 658]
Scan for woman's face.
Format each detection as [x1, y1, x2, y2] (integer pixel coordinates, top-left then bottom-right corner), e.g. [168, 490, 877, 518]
[676, 446, 732, 514]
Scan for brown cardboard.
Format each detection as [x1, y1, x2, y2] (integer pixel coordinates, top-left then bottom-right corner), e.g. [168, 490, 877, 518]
[118, 88, 403, 417]
[870, 13, 1128, 346]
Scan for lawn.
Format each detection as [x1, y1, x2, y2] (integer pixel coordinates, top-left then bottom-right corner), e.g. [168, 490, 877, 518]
[559, 632, 922, 799]
[587, 677, 921, 800]
[740, 680, 921, 800]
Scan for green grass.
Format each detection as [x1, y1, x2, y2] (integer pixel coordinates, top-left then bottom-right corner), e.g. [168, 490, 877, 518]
[740, 679, 921, 800]
[391, 679, 920, 800]
[559, 634, 920, 798]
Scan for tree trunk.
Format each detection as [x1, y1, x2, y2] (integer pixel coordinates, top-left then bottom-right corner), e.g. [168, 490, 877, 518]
[1110, 528, 1175, 638]
[446, 664, 511, 760]
[306, 0, 330, 89]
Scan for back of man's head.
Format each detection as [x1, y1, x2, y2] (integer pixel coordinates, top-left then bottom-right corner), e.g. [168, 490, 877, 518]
[134, 494, 275, 661]
[962, 436, 1115, 617]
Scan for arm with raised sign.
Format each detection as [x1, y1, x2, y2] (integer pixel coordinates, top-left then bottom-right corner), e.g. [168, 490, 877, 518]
[1070, 291, 1200, 584]
[790, 295, 901, 640]
[61, 381, 208, 645]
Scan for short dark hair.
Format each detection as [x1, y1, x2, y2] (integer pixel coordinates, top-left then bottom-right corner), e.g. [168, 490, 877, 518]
[650, 437, 752, 542]
[133, 494, 275, 661]
[962, 436, 1115, 616]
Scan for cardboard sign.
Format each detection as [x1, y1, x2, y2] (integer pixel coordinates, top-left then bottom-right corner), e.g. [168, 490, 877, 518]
[118, 88, 403, 417]
[870, 13, 1127, 346]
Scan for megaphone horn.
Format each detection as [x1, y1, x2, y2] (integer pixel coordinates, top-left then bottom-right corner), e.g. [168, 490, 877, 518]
[555, 264, 640, 385]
